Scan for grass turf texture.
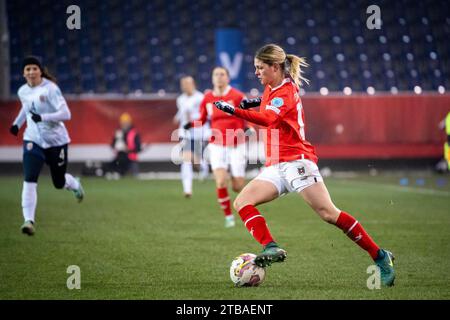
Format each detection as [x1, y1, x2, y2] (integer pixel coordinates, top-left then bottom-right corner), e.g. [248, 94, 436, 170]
[0, 174, 449, 299]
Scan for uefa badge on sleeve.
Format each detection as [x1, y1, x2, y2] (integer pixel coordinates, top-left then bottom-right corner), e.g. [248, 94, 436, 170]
[271, 97, 284, 108]
[26, 142, 33, 151]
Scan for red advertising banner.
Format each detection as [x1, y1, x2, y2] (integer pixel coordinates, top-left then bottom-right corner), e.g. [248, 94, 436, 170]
[1, 95, 448, 159]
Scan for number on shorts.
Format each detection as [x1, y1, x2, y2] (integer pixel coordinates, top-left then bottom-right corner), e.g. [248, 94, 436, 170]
[59, 148, 65, 161]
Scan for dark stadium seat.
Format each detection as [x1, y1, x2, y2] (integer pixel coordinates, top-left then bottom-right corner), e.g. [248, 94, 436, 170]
[6, 0, 450, 94]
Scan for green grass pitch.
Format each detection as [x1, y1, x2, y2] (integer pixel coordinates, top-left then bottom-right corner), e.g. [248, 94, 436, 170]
[0, 174, 449, 299]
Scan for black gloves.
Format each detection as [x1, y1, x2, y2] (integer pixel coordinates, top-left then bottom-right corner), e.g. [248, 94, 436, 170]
[214, 101, 235, 114]
[239, 97, 261, 109]
[183, 122, 192, 130]
[30, 111, 42, 123]
[9, 125, 19, 136]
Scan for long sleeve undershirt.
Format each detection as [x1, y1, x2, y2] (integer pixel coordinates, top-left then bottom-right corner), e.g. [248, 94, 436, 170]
[41, 106, 71, 122]
[233, 108, 279, 127]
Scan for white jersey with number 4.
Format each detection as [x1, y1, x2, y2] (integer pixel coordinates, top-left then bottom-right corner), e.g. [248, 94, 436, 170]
[13, 78, 71, 149]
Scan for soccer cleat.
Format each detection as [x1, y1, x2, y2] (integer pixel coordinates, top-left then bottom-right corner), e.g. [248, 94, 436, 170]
[21, 220, 35, 236]
[254, 242, 287, 267]
[374, 249, 396, 287]
[73, 177, 85, 203]
[184, 193, 192, 199]
[225, 215, 235, 228]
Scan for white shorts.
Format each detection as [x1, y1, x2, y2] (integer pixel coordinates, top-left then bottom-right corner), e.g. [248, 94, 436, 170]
[255, 159, 323, 195]
[207, 143, 247, 177]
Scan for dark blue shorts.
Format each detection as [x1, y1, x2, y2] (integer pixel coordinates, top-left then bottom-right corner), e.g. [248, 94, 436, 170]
[181, 138, 208, 157]
[23, 141, 68, 188]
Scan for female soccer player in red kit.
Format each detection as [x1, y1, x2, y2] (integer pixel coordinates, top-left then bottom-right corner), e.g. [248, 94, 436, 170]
[184, 67, 247, 228]
[214, 44, 395, 286]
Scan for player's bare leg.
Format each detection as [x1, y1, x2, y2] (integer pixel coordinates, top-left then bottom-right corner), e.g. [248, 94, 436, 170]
[234, 179, 287, 267]
[298, 181, 340, 223]
[213, 168, 229, 188]
[300, 181, 395, 286]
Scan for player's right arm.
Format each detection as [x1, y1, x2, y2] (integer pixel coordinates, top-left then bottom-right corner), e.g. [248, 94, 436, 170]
[10, 94, 27, 136]
[174, 97, 183, 125]
[184, 96, 208, 129]
[233, 107, 279, 127]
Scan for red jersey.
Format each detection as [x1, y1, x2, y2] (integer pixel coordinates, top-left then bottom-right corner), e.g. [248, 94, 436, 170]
[234, 78, 317, 166]
[196, 86, 246, 146]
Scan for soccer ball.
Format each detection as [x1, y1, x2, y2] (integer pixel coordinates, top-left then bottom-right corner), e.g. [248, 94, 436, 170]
[229, 253, 266, 287]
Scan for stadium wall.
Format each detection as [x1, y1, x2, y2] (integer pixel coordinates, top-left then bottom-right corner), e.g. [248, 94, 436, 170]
[1, 95, 448, 163]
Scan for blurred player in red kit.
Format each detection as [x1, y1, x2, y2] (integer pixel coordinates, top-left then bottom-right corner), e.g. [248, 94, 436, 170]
[214, 44, 395, 286]
[184, 66, 250, 228]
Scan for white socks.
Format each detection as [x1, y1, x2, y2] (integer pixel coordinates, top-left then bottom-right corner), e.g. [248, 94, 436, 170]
[22, 182, 37, 222]
[21, 174, 79, 224]
[181, 162, 193, 195]
[199, 160, 209, 179]
[64, 173, 80, 191]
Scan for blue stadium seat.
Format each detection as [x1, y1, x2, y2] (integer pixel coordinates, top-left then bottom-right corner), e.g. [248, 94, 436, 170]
[6, 0, 450, 94]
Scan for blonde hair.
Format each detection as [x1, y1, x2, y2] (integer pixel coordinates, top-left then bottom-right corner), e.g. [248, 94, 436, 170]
[255, 44, 309, 87]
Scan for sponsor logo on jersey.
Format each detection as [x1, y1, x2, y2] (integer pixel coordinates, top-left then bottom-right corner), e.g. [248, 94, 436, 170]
[271, 97, 284, 108]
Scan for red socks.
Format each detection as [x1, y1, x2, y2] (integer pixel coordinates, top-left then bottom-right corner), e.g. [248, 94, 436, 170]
[335, 211, 380, 259]
[216, 187, 232, 216]
[238, 205, 274, 246]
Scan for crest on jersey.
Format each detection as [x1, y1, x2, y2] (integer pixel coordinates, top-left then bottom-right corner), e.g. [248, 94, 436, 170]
[297, 167, 305, 176]
[39, 95, 46, 103]
[271, 97, 284, 108]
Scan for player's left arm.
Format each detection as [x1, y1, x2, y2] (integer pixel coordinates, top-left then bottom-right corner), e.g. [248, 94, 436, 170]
[39, 85, 71, 122]
[239, 97, 262, 109]
[12, 104, 27, 128]
[10, 102, 26, 136]
[215, 92, 290, 127]
[238, 95, 257, 134]
[185, 97, 208, 129]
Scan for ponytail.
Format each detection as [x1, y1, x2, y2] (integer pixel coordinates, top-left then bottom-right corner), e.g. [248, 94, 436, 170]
[41, 67, 57, 83]
[285, 54, 309, 87]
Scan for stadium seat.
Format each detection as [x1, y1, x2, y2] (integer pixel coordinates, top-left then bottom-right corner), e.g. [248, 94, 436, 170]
[6, 0, 449, 94]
